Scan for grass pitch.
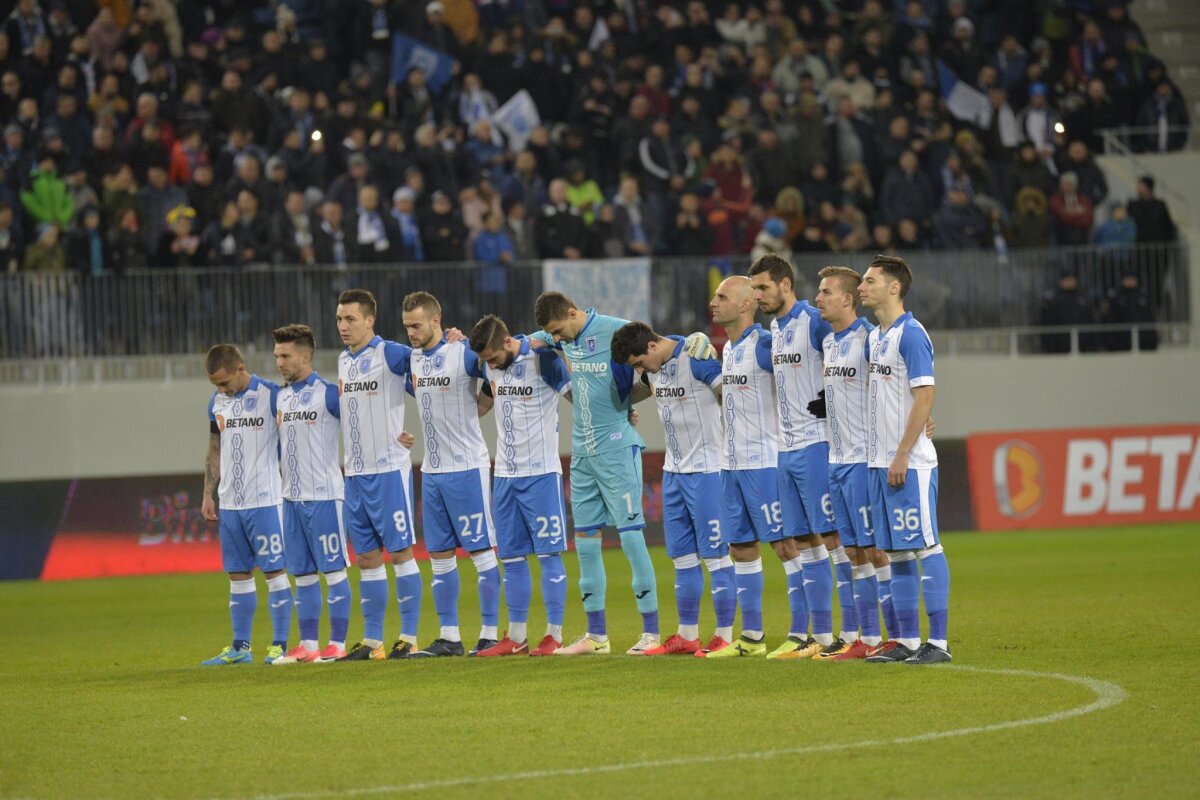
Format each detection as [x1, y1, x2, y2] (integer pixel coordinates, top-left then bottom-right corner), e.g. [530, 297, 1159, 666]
[1, 524, 1196, 799]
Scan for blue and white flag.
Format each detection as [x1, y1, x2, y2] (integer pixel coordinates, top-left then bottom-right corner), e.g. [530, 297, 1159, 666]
[390, 33, 455, 95]
[491, 90, 541, 153]
[542, 258, 651, 324]
[937, 60, 990, 125]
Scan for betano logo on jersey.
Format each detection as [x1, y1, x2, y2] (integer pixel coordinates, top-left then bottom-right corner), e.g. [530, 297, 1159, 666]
[992, 439, 1045, 519]
[214, 414, 264, 432]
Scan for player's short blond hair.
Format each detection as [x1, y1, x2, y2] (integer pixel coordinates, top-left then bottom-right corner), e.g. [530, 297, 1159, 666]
[402, 291, 441, 317]
[818, 266, 862, 306]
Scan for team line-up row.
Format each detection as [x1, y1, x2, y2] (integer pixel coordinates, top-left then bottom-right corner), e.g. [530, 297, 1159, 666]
[199, 253, 951, 667]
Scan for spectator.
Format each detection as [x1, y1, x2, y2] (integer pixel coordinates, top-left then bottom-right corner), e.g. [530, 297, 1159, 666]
[1007, 142, 1057, 207]
[109, 207, 147, 272]
[1104, 273, 1158, 352]
[933, 188, 988, 249]
[536, 178, 587, 260]
[67, 206, 106, 275]
[1016, 83, 1062, 166]
[312, 200, 350, 267]
[234, 190, 270, 264]
[21, 222, 64, 271]
[564, 161, 603, 225]
[1009, 187, 1052, 249]
[421, 189, 467, 262]
[0, 201, 24, 271]
[503, 199, 537, 261]
[745, 128, 797, 205]
[880, 150, 936, 227]
[1127, 176, 1176, 244]
[1093, 203, 1137, 250]
[1056, 140, 1108, 207]
[154, 204, 201, 268]
[825, 59, 875, 112]
[270, 191, 315, 266]
[21, 156, 73, 229]
[612, 175, 654, 256]
[1039, 271, 1099, 353]
[590, 204, 628, 258]
[389, 188, 424, 263]
[472, 210, 514, 296]
[137, 165, 186, 253]
[1049, 172, 1095, 246]
[1135, 79, 1190, 153]
[347, 184, 398, 264]
[499, 151, 547, 210]
[769, 187, 805, 244]
[639, 116, 693, 201]
[752, 216, 792, 262]
[668, 191, 713, 256]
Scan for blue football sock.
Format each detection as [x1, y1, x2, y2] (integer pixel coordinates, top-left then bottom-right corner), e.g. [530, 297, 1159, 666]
[430, 557, 461, 630]
[799, 546, 834, 638]
[889, 555, 921, 643]
[502, 557, 531, 624]
[265, 574, 293, 648]
[852, 565, 881, 639]
[919, 547, 951, 644]
[538, 553, 567, 626]
[783, 557, 809, 637]
[833, 549, 858, 636]
[359, 565, 388, 643]
[325, 570, 351, 645]
[619, 529, 658, 616]
[705, 558, 737, 629]
[229, 578, 256, 650]
[876, 564, 898, 638]
[294, 575, 321, 644]
[394, 559, 422, 642]
[471, 550, 501, 630]
[733, 558, 764, 635]
[575, 535, 606, 613]
[673, 557, 703, 628]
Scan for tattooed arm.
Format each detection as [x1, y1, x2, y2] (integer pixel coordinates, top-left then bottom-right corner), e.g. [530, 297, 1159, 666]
[202, 432, 220, 522]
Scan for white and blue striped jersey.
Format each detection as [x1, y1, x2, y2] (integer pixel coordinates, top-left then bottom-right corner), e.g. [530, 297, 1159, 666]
[485, 336, 571, 478]
[770, 300, 833, 452]
[410, 336, 491, 474]
[277, 371, 344, 501]
[208, 375, 282, 510]
[867, 312, 938, 470]
[822, 318, 873, 465]
[649, 336, 723, 474]
[720, 324, 779, 471]
[338, 335, 412, 476]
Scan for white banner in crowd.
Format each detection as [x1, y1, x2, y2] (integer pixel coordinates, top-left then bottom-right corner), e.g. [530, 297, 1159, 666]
[492, 90, 541, 153]
[541, 258, 651, 324]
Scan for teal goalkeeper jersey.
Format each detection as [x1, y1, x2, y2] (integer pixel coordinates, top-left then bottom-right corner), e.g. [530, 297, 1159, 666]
[539, 308, 645, 458]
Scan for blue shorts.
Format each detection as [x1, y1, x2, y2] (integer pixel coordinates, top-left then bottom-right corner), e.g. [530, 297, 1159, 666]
[219, 505, 285, 574]
[720, 468, 787, 545]
[828, 463, 874, 549]
[662, 471, 726, 559]
[422, 467, 496, 553]
[493, 473, 568, 559]
[344, 468, 415, 556]
[569, 445, 645, 534]
[283, 499, 349, 575]
[777, 445, 836, 537]
[868, 467, 940, 552]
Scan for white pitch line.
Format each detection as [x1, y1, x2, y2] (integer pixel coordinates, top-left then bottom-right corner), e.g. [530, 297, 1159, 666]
[204, 665, 1125, 800]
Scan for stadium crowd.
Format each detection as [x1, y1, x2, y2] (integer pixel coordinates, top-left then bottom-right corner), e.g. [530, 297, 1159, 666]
[0, 0, 1188, 275]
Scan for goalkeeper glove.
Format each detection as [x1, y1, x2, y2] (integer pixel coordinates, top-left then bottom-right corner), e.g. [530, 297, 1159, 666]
[807, 390, 827, 419]
[683, 331, 717, 360]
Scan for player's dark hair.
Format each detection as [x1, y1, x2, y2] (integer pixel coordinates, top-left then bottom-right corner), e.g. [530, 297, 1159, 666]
[402, 290, 441, 317]
[818, 266, 862, 306]
[748, 253, 796, 292]
[469, 314, 509, 354]
[205, 343, 244, 375]
[611, 322, 657, 364]
[868, 254, 913, 299]
[337, 288, 377, 319]
[534, 291, 577, 327]
[273, 323, 316, 350]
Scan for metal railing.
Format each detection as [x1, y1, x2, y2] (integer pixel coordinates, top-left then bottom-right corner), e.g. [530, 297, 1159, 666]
[0, 243, 1189, 362]
[1099, 126, 1195, 155]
